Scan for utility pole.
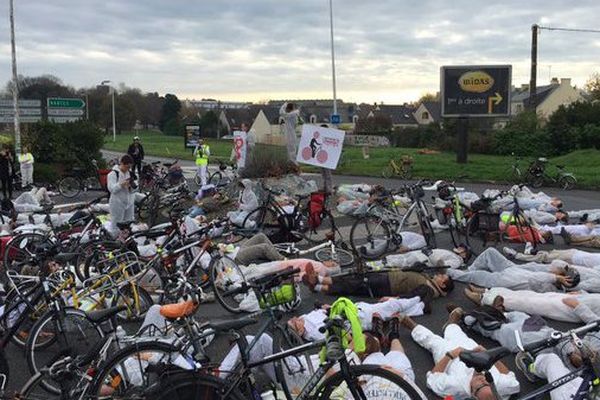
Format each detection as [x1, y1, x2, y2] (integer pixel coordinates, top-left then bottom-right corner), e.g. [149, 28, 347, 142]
[9, 0, 21, 155]
[329, 0, 338, 116]
[529, 24, 538, 111]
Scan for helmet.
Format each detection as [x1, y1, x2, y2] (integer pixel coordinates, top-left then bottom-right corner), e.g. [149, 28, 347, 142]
[278, 284, 302, 312]
[561, 266, 581, 290]
[133, 136, 140, 141]
[437, 183, 452, 201]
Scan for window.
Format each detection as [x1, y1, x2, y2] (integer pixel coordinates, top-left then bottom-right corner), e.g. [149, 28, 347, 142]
[421, 111, 429, 120]
[310, 115, 317, 124]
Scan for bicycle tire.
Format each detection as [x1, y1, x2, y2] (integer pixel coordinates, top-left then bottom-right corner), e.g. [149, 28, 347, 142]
[73, 240, 101, 283]
[26, 307, 104, 394]
[464, 212, 504, 256]
[417, 210, 437, 249]
[349, 215, 391, 260]
[529, 174, 544, 188]
[210, 256, 248, 314]
[273, 324, 317, 399]
[148, 370, 246, 400]
[87, 340, 189, 399]
[2, 279, 43, 348]
[559, 175, 576, 190]
[83, 177, 102, 191]
[0, 349, 9, 392]
[2, 232, 52, 278]
[381, 166, 393, 179]
[314, 247, 355, 267]
[242, 206, 281, 234]
[16, 369, 78, 400]
[58, 176, 82, 198]
[111, 284, 154, 322]
[447, 220, 468, 249]
[301, 210, 335, 244]
[315, 364, 427, 399]
[400, 166, 413, 180]
[208, 171, 223, 186]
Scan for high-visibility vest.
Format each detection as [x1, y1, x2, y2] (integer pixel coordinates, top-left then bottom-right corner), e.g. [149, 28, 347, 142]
[195, 145, 209, 166]
[18, 153, 33, 164]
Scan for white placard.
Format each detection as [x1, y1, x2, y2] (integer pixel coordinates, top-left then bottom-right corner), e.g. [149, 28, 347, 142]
[296, 124, 345, 170]
[233, 131, 247, 169]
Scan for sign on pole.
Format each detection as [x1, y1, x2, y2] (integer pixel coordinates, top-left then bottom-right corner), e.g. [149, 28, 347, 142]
[441, 65, 511, 117]
[331, 114, 341, 124]
[0, 99, 42, 124]
[233, 131, 247, 169]
[47, 97, 86, 123]
[296, 124, 345, 170]
[184, 125, 201, 148]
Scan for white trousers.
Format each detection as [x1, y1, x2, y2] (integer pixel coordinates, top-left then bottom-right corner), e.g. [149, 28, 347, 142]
[357, 297, 424, 330]
[197, 165, 207, 186]
[363, 351, 415, 381]
[534, 353, 582, 400]
[21, 165, 33, 186]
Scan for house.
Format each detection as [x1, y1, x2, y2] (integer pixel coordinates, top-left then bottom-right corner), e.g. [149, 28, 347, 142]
[354, 103, 418, 129]
[413, 101, 441, 125]
[511, 78, 585, 119]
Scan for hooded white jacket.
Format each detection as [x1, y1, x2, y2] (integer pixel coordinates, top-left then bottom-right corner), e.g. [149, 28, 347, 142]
[107, 165, 135, 210]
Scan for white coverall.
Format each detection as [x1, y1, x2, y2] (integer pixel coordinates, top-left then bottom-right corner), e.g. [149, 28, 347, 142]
[279, 103, 300, 163]
[227, 179, 259, 227]
[514, 248, 600, 269]
[107, 165, 135, 235]
[18, 152, 34, 187]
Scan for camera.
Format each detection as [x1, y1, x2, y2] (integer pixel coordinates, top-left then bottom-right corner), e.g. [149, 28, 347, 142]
[129, 177, 138, 190]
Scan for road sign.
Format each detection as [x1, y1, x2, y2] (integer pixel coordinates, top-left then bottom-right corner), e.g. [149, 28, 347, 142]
[0, 99, 41, 108]
[0, 108, 41, 116]
[331, 114, 341, 124]
[47, 109, 85, 116]
[47, 98, 85, 109]
[185, 125, 201, 148]
[48, 116, 81, 123]
[441, 65, 511, 117]
[0, 116, 41, 123]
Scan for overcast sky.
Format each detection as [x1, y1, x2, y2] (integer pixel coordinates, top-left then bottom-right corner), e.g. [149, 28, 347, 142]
[2, 0, 600, 103]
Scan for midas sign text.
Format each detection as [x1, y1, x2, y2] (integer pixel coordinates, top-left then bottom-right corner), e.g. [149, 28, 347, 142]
[458, 71, 495, 93]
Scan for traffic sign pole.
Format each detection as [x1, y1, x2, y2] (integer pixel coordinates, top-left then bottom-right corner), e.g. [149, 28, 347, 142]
[9, 0, 21, 155]
[456, 118, 469, 164]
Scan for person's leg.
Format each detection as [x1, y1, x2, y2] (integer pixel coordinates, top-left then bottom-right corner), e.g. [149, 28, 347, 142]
[384, 340, 415, 381]
[372, 297, 423, 320]
[200, 165, 208, 186]
[533, 353, 582, 400]
[470, 247, 517, 272]
[7, 178, 12, 199]
[570, 235, 600, 248]
[236, 243, 284, 265]
[514, 250, 551, 263]
[448, 269, 501, 289]
[410, 324, 453, 363]
[0, 177, 7, 199]
[443, 324, 480, 350]
[124, 203, 135, 223]
[242, 232, 271, 247]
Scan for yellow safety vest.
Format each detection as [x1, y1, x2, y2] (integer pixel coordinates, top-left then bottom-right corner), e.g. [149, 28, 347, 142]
[195, 145, 209, 166]
[18, 153, 33, 164]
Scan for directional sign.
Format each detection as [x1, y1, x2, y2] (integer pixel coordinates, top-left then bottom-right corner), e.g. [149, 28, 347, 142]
[47, 109, 85, 116]
[47, 98, 85, 109]
[441, 65, 511, 117]
[331, 114, 341, 124]
[0, 116, 42, 123]
[0, 98, 42, 123]
[0, 99, 41, 108]
[48, 116, 81, 123]
[0, 108, 42, 116]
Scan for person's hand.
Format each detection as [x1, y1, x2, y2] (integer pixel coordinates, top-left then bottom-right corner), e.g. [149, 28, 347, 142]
[556, 275, 573, 287]
[562, 297, 580, 309]
[473, 345, 486, 352]
[450, 347, 464, 358]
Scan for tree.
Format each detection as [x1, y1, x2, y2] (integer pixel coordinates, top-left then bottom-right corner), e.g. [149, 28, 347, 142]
[354, 114, 392, 135]
[417, 92, 440, 104]
[585, 72, 600, 101]
[141, 92, 164, 129]
[199, 111, 219, 137]
[159, 94, 181, 131]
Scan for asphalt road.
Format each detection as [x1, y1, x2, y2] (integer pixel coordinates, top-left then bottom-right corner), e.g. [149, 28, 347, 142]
[3, 152, 599, 397]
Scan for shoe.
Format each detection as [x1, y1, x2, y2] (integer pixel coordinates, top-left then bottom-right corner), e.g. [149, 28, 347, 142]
[560, 228, 572, 245]
[442, 307, 464, 331]
[387, 313, 403, 342]
[371, 315, 387, 351]
[446, 303, 460, 314]
[468, 284, 486, 294]
[515, 351, 540, 383]
[503, 246, 517, 259]
[464, 288, 482, 305]
[580, 213, 589, 223]
[524, 242, 534, 255]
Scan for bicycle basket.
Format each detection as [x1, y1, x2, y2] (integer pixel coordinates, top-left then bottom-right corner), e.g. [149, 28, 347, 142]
[258, 283, 298, 310]
[475, 212, 500, 232]
[308, 192, 326, 229]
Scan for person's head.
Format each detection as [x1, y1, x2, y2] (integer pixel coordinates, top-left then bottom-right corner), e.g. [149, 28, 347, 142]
[541, 230, 553, 243]
[453, 244, 471, 262]
[133, 136, 140, 144]
[433, 273, 454, 294]
[285, 102, 295, 113]
[470, 372, 495, 400]
[119, 154, 133, 172]
[199, 137, 205, 144]
[555, 210, 569, 223]
[22, 146, 28, 153]
[241, 123, 249, 132]
[287, 317, 306, 337]
[550, 197, 563, 209]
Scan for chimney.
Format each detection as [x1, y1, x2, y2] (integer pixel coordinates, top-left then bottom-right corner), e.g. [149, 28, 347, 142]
[551, 77, 559, 85]
[560, 78, 572, 86]
[520, 84, 529, 91]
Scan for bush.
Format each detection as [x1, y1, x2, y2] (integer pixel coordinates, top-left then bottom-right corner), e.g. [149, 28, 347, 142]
[240, 145, 298, 178]
[33, 163, 61, 183]
[492, 111, 552, 156]
[578, 124, 600, 149]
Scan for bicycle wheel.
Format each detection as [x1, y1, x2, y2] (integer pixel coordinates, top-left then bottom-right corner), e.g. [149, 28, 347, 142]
[381, 166, 393, 179]
[26, 308, 104, 393]
[2, 232, 53, 276]
[111, 284, 154, 322]
[242, 206, 281, 233]
[84, 177, 102, 191]
[349, 215, 391, 260]
[87, 341, 189, 399]
[2, 280, 43, 348]
[210, 256, 248, 314]
[416, 209, 437, 249]
[0, 349, 9, 393]
[528, 174, 544, 188]
[17, 369, 88, 400]
[58, 176, 82, 198]
[208, 171, 223, 186]
[447, 217, 468, 248]
[315, 364, 427, 399]
[464, 213, 503, 256]
[559, 175, 576, 190]
[314, 247, 355, 267]
[149, 370, 245, 400]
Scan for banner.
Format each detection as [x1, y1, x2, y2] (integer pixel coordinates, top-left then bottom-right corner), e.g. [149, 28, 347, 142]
[184, 125, 201, 148]
[233, 131, 247, 169]
[296, 124, 345, 170]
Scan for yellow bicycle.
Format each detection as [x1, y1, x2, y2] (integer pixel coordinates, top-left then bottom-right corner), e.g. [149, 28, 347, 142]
[382, 155, 413, 179]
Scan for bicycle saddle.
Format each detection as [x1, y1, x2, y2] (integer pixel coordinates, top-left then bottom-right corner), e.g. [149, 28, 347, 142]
[207, 315, 258, 332]
[54, 252, 81, 264]
[460, 346, 511, 372]
[163, 162, 174, 168]
[86, 305, 127, 324]
[160, 300, 198, 320]
[116, 221, 135, 230]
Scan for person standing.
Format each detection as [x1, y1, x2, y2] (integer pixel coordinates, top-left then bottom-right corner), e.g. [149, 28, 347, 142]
[194, 138, 210, 186]
[107, 155, 135, 236]
[18, 146, 34, 188]
[127, 136, 145, 179]
[0, 146, 15, 200]
[280, 102, 300, 163]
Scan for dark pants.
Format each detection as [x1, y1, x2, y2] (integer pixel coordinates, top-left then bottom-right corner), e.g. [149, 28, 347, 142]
[132, 160, 142, 179]
[1, 176, 12, 199]
[328, 272, 392, 297]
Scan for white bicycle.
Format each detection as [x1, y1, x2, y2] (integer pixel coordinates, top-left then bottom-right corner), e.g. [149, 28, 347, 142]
[274, 240, 354, 267]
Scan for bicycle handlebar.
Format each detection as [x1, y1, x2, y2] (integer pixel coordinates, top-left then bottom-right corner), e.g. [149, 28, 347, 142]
[522, 320, 600, 353]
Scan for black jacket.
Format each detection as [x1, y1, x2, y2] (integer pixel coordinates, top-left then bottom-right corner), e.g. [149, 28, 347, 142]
[127, 143, 145, 162]
[0, 154, 14, 178]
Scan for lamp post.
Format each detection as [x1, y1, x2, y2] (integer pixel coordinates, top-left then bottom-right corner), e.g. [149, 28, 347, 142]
[329, 0, 338, 118]
[9, 0, 21, 155]
[101, 80, 116, 142]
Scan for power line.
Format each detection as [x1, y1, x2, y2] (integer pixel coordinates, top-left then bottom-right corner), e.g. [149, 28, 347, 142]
[538, 25, 600, 34]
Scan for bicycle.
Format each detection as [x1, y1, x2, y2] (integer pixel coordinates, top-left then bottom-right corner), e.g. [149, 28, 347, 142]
[195, 161, 237, 187]
[273, 240, 354, 268]
[149, 296, 427, 400]
[381, 155, 413, 180]
[505, 153, 523, 184]
[459, 320, 600, 400]
[526, 157, 577, 190]
[57, 159, 108, 198]
[349, 181, 436, 260]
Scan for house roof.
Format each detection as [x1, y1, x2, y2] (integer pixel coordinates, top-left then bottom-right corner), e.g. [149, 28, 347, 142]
[511, 84, 558, 108]
[222, 108, 259, 129]
[269, 100, 357, 123]
[250, 105, 280, 124]
[421, 101, 441, 122]
[356, 104, 417, 125]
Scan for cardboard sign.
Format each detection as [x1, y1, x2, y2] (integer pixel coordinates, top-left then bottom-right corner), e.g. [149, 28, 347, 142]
[185, 125, 201, 148]
[296, 124, 345, 170]
[233, 131, 247, 169]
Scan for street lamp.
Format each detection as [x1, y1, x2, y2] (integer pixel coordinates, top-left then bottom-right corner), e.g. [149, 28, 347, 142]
[329, 0, 338, 119]
[9, 0, 21, 155]
[101, 80, 117, 142]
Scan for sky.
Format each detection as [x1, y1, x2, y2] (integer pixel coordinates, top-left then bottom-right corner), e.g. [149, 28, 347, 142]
[2, 0, 600, 104]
